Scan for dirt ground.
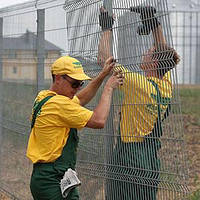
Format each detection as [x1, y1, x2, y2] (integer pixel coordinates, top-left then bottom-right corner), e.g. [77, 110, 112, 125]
[0, 190, 13, 200]
[179, 85, 200, 194]
[183, 115, 200, 192]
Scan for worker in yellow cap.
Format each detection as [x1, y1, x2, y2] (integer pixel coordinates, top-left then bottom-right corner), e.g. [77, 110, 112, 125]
[26, 55, 124, 200]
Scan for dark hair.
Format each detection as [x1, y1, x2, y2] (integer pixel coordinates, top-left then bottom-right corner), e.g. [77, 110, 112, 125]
[152, 45, 180, 77]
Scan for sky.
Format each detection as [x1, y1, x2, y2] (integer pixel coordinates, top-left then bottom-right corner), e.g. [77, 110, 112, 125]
[0, 0, 31, 9]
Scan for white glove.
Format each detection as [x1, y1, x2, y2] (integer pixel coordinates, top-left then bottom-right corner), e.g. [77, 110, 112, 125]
[60, 168, 81, 198]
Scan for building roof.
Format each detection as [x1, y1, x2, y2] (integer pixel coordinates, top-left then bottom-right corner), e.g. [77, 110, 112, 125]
[3, 30, 62, 51]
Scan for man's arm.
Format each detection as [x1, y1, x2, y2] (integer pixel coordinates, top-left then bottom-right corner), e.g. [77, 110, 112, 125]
[85, 70, 123, 129]
[134, 6, 180, 78]
[152, 25, 180, 64]
[98, 30, 112, 67]
[77, 7, 115, 106]
[97, 7, 168, 67]
[77, 56, 115, 106]
[97, 7, 114, 68]
[152, 25, 166, 47]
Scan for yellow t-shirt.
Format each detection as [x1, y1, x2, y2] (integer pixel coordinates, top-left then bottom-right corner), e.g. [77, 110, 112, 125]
[26, 90, 93, 163]
[117, 67, 172, 143]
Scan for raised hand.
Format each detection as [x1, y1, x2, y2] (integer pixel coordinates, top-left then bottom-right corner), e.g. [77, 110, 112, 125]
[101, 56, 116, 76]
[106, 69, 124, 89]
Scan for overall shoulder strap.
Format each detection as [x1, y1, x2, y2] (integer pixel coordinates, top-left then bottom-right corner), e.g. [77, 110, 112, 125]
[31, 96, 54, 129]
[148, 79, 171, 122]
[148, 79, 162, 119]
[147, 79, 163, 137]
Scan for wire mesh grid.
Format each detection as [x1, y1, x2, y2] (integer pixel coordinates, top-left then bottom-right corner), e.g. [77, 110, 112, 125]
[0, 1, 66, 199]
[0, 0, 192, 199]
[65, 0, 189, 199]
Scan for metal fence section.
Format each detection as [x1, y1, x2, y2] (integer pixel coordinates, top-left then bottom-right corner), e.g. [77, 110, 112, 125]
[0, 0, 196, 199]
[65, 0, 189, 200]
[0, 1, 66, 199]
[170, 11, 200, 84]
[0, 5, 37, 200]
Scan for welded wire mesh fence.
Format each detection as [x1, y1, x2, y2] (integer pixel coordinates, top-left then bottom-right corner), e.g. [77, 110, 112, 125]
[65, 0, 189, 199]
[0, 0, 198, 199]
[0, 1, 66, 199]
[171, 11, 200, 85]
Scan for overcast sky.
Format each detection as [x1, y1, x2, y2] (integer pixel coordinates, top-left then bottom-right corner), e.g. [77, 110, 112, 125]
[0, 0, 31, 9]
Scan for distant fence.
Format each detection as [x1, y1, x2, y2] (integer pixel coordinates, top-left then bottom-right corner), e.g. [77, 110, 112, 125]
[170, 10, 200, 84]
[0, 1, 66, 199]
[0, 0, 197, 199]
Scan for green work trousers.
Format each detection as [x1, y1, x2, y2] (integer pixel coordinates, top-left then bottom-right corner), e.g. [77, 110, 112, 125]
[30, 128, 79, 200]
[106, 136, 161, 200]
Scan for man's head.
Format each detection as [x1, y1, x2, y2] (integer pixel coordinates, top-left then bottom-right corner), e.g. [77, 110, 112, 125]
[50, 56, 91, 98]
[141, 45, 180, 78]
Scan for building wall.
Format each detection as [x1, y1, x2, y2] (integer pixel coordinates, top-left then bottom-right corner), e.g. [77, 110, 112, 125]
[2, 49, 61, 82]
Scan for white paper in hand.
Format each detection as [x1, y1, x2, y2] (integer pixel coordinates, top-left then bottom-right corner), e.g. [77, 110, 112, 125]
[60, 168, 81, 198]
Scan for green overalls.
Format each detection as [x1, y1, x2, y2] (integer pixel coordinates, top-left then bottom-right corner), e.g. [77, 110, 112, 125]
[30, 96, 80, 200]
[106, 80, 170, 200]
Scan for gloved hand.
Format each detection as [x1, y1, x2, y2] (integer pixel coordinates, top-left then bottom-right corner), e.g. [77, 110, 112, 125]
[99, 7, 114, 31]
[130, 6, 160, 35]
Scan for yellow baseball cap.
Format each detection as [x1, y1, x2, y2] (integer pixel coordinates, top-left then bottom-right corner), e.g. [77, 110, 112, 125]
[51, 56, 91, 80]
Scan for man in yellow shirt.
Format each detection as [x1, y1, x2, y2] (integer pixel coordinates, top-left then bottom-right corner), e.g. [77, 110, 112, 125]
[98, 6, 180, 200]
[26, 55, 124, 200]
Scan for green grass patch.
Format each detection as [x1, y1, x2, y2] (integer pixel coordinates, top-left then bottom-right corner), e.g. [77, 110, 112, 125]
[179, 87, 200, 125]
[187, 188, 200, 200]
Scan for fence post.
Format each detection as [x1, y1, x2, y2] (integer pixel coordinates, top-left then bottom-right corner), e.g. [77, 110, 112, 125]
[0, 18, 3, 80]
[37, 9, 45, 92]
[0, 17, 3, 178]
[196, 13, 200, 84]
[196, 40, 200, 84]
[103, 0, 114, 199]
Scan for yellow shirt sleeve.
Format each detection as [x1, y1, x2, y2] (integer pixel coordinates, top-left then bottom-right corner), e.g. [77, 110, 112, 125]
[72, 95, 80, 104]
[37, 94, 93, 130]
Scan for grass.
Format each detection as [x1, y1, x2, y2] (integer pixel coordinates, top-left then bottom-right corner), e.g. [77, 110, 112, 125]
[179, 85, 200, 199]
[179, 86, 200, 126]
[187, 189, 200, 200]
